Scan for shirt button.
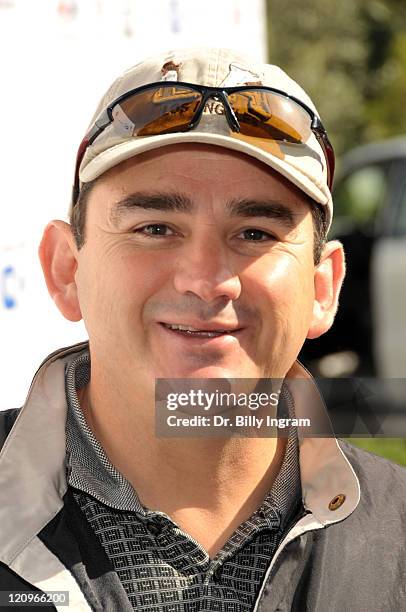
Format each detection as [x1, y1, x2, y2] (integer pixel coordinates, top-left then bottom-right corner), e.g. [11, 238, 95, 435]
[328, 493, 346, 511]
[146, 521, 161, 535]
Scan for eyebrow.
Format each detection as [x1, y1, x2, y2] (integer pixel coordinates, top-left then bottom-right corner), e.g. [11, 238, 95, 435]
[110, 191, 298, 229]
[226, 197, 296, 229]
[109, 192, 192, 223]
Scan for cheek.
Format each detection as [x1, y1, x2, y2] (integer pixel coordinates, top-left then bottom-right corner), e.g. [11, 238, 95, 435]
[75, 244, 168, 328]
[247, 253, 315, 331]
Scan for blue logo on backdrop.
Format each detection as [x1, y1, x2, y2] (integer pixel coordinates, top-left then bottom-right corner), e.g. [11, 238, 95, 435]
[1, 266, 17, 309]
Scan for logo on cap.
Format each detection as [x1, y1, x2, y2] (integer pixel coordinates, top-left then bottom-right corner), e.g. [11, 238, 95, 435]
[161, 61, 182, 82]
[219, 63, 263, 87]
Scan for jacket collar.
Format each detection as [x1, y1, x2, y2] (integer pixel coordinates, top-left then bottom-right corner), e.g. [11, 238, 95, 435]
[0, 342, 360, 565]
[284, 360, 360, 524]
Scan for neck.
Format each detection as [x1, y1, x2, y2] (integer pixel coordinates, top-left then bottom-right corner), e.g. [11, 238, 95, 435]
[77, 361, 289, 556]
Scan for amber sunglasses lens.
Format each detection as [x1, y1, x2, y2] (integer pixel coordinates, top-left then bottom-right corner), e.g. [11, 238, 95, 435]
[115, 85, 202, 137]
[228, 90, 312, 144]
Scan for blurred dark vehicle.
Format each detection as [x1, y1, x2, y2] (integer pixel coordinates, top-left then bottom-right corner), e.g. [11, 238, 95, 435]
[300, 136, 406, 381]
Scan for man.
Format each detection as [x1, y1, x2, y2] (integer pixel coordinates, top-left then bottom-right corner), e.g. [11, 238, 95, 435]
[0, 47, 405, 611]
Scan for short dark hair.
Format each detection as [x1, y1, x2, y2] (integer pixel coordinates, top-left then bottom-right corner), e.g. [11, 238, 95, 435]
[311, 201, 329, 265]
[70, 180, 93, 250]
[70, 179, 329, 265]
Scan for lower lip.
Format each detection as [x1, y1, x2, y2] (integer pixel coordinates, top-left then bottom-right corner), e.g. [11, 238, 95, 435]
[158, 323, 243, 346]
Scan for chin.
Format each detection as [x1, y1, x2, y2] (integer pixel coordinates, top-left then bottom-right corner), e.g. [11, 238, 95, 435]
[164, 364, 240, 380]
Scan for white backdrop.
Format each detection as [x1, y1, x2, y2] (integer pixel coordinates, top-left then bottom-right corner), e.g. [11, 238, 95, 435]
[0, 0, 267, 409]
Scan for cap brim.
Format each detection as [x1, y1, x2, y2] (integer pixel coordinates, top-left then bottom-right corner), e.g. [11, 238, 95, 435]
[80, 131, 332, 229]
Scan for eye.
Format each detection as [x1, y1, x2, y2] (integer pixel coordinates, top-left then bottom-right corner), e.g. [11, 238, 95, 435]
[238, 228, 276, 241]
[134, 224, 175, 237]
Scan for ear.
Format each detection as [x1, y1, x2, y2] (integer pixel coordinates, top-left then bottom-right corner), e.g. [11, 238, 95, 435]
[38, 220, 82, 322]
[307, 240, 345, 340]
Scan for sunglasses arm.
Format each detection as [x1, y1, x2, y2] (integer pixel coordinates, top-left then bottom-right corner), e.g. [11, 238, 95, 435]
[310, 116, 335, 190]
[87, 109, 112, 146]
[71, 108, 114, 206]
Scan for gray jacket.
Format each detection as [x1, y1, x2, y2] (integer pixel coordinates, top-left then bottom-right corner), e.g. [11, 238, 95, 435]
[0, 342, 405, 611]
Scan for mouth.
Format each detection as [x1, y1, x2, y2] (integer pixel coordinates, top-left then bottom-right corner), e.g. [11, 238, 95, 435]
[159, 322, 243, 339]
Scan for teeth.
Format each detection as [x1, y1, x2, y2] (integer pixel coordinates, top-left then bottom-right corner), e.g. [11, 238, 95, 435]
[169, 324, 202, 331]
[165, 323, 228, 333]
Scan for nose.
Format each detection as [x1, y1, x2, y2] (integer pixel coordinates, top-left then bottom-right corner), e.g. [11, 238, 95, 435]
[173, 235, 242, 303]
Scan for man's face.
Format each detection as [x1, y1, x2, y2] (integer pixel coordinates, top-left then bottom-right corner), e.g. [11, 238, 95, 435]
[74, 144, 318, 388]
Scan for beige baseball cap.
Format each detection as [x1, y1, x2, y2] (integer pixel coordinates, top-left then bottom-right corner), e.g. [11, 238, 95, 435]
[73, 47, 334, 229]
